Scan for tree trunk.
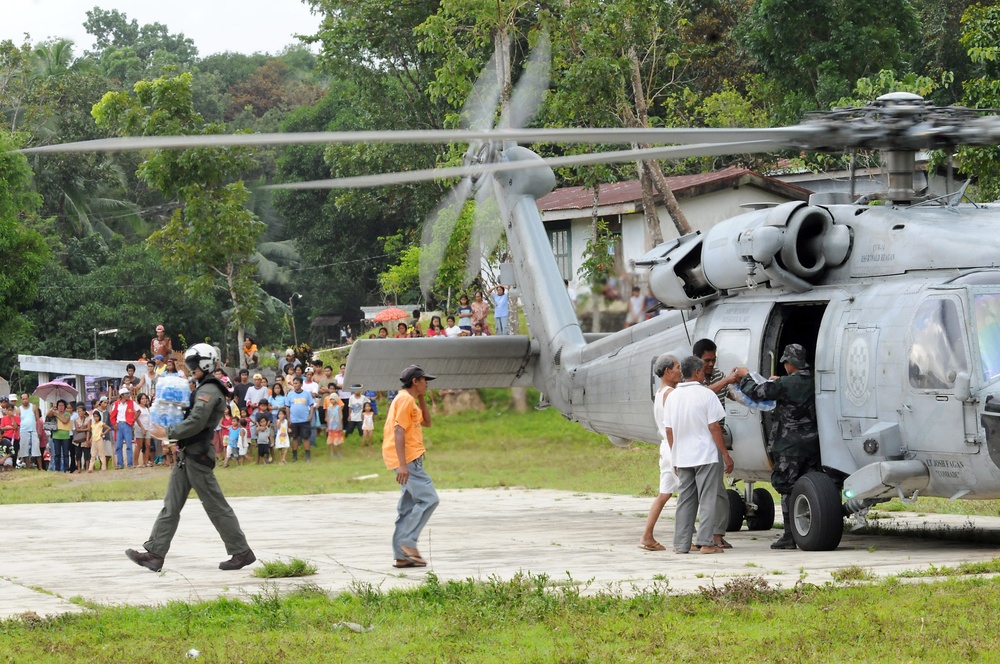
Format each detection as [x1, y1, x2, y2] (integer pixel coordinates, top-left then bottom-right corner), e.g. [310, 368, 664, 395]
[624, 46, 690, 240]
[636, 163, 661, 247]
[227, 263, 246, 369]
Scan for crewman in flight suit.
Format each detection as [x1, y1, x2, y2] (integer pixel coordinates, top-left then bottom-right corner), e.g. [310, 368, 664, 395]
[126, 343, 256, 571]
[734, 343, 821, 550]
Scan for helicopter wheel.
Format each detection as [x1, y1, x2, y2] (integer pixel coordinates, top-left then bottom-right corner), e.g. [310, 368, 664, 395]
[789, 472, 844, 551]
[746, 488, 775, 531]
[726, 488, 745, 532]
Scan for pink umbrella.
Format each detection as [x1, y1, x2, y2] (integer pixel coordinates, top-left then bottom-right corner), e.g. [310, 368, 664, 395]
[373, 307, 410, 323]
[34, 380, 79, 402]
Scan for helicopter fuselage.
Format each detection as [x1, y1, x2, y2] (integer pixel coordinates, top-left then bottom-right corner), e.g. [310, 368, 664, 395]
[564, 202, 1000, 502]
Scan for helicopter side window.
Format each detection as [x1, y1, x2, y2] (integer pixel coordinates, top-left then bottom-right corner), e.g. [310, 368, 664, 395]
[908, 298, 969, 390]
[973, 293, 1000, 382]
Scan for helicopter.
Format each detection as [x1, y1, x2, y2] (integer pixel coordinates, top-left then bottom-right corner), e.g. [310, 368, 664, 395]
[19, 68, 1000, 551]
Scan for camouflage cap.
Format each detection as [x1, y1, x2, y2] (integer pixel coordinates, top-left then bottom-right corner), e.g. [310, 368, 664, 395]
[780, 343, 809, 369]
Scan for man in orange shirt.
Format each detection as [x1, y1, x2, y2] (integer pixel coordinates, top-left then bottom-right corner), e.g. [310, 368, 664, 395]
[382, 364, 437, 568]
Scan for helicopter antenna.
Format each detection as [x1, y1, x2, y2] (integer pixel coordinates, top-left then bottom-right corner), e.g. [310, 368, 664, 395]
[680, 309, 692, 346]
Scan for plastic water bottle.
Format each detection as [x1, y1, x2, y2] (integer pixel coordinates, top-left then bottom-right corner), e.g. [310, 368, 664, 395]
[149, 400, 186, 428]
[156, 375, 190, 404]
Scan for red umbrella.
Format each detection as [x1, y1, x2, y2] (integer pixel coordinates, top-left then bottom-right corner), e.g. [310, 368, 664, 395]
[34, 380, 79, 402]
[373, 307, 410, 323]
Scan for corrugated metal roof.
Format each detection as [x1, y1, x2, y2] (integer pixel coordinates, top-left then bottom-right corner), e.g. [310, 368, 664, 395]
[536, 166, 811, 212]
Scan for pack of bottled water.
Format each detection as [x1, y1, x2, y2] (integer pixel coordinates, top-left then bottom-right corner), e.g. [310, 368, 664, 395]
[150, 375, 190, 428]
[156, 375, 190, 405]
[727, 372, 777, 412]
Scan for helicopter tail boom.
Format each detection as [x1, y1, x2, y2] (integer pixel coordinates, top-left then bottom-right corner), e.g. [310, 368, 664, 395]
[345, 336, 537, 390]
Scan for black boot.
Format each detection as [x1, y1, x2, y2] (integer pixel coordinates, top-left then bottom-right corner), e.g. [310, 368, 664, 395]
[126, 548, 164, 572]
[771, 495, 796, 550]
[292, 449, 298, 462]
[305, 449, 311, 462]
[219, 549, 256, 570]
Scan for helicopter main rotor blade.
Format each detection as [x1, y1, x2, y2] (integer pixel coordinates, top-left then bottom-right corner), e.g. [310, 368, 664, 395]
[16, 127, 809, 155]
[498, 32, 550, 132]
[419, 178, 475, 298]
[460, 43, 503, 132]
[264, 140, 786, 190]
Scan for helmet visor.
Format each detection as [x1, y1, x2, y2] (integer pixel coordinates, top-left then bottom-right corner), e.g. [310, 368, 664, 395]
[184, 355, 202, 372]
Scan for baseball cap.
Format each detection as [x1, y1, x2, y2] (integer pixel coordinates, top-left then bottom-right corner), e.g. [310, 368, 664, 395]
[285, 348, 295, 356]
[156, 325, 164, 332]
[780, 343, 809, 369]
[305, 367, 314, 374]
[119, 387, 130, 395]
[98, 395, 109, 403]
[400, 365, 436, 385]
[253, 373, 263, 380]
[153, 354, 164, 361]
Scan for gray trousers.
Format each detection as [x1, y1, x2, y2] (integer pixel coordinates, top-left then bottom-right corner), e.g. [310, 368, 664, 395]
[144, 451, 249, 558]
[673, 461, 722, 551]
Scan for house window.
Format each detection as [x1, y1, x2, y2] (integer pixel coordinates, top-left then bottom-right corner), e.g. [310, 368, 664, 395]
[548, 223, 571, 280]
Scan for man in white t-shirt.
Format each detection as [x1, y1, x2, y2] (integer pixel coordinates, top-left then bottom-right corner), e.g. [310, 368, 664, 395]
[443, 315, 466, 338]
[664, 355, 733, 555]
[244, 374, 270, 411]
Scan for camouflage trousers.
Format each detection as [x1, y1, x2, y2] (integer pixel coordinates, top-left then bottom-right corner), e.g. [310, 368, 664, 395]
[771, 454, 821, 495]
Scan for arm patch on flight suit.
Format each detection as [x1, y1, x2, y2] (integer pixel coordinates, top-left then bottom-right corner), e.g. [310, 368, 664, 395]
[198, 394, 212, 402]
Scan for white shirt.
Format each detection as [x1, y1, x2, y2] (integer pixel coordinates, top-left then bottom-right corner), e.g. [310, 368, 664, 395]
[652, 384, 674, 445]
[302, 380, 319, 398]
[348, 394, 368, 422]
[245, 385, 270, 406]
[664, 381, 725, 468]
[444, 325, 463, 338]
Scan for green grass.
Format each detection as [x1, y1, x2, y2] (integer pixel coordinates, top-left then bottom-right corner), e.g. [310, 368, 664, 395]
[896, 559, 1000, 578]
[253, 558, 318, 579]
[3, 573, 1000, 662]
[0, 389, 656, 505]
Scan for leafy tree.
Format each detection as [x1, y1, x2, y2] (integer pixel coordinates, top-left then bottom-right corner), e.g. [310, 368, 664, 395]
[0, 135, 51, 346]
[84, 7, 198, 85]
[738, 0, 920, 113]
[956, 2, 1000, 201]
[92, 71, 266, 357]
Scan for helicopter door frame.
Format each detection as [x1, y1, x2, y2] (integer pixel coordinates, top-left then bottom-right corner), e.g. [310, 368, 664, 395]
[760, 301, 830, 452]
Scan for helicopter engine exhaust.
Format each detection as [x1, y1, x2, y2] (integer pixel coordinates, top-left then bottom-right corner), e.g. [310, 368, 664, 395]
[636, 202, 852, 308]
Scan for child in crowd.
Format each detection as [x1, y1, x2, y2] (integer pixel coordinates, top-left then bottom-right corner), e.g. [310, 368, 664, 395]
[256, 416, 273, 464]
[326, 392, 344, 458]
[274, 408, 290, 464]
[88, 408, 111, 472]
[360, 401, 375, 451]
[224, 414, 239, 467]
[236, 418, 249, 466]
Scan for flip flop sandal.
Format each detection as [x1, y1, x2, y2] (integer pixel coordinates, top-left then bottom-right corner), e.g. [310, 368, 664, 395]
[638, 543, 666, 551]
[393, 559, 419, 568]
[404, 554, 428, 567]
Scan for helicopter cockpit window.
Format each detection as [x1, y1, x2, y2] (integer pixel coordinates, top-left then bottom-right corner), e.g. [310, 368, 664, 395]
[973, 293, 1000, 382]
[908, 298, 969, 390]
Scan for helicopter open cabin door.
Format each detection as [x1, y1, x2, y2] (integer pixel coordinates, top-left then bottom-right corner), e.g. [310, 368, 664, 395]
[901, 294, 975, 455]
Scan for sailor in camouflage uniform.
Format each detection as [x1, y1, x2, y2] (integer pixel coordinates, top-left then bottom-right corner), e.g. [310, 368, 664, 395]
[126, 344, 255, 572]
[735, 344, 820, 550]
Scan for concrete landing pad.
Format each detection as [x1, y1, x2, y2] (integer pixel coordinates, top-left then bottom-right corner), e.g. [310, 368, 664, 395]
[2, 488, 999, 619]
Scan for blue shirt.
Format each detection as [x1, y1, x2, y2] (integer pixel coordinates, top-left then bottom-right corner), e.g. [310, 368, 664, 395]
[492, 291, 509, 318]
[288, 389, 315, 424]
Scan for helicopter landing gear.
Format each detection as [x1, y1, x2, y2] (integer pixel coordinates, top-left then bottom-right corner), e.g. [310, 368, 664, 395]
[726, 489, 745, 532]
[789, 472, 844, 551]
[726, 482, 776, 532]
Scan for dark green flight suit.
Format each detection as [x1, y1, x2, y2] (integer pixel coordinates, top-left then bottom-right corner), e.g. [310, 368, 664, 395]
[740, 368, 820, 547]
[143, 377, 249, 558]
